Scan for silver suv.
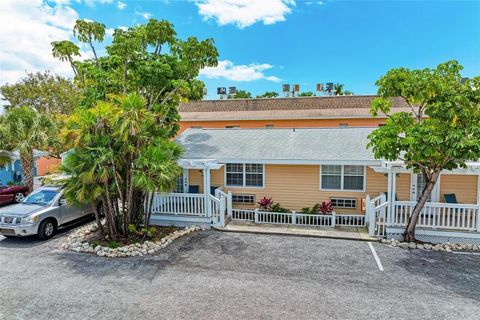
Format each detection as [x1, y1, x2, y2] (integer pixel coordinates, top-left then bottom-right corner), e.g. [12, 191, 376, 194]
[0, 186, 99, 240]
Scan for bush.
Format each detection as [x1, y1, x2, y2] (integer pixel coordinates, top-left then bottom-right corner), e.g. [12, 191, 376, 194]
[301, 203, 320, 215]
[270, 203, 290, 213]
[319, 201, 333, 214]
[257, 197, 273, 211]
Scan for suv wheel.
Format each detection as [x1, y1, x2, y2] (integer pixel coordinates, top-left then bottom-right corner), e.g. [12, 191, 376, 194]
[14, 192, 25, 203]
[38, 219, 57, 240]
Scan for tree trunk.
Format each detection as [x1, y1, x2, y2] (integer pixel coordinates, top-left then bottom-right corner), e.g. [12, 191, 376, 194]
[403, 172, 440, 242]
[19, 152, 34, 192]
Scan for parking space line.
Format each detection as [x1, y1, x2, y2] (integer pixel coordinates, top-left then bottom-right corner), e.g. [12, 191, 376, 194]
[452, 251, 480, 256]
[368, 242, 384, 271]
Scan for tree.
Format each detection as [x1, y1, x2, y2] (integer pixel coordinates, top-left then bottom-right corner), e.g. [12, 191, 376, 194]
[256, 91, 279, 98]
[73, 19, 106, 66]
[228, 90, 252, 99]
[368, 61, 480, 242]
[299, 91, 315, 97]
[0, 107, 58, 191]
[333, 83, 353, 95]
[62, 94, 182, 240]
[54, 19, 218, 240]
[0, 71, 81, 115]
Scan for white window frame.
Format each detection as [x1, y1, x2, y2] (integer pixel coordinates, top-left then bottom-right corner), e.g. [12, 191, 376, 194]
[225, 163, 265, 189]
[319, 165, 366, 192]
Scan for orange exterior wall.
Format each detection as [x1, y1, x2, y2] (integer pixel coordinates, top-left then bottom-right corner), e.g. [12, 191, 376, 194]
[36, 157, 61, 176]
[188, 165, 411, 214]
[440, 174, 478, 204]
[179, 118, 387, 133]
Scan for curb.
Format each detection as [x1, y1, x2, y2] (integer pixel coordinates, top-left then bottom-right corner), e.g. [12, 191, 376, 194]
[213, 227, 380, 243]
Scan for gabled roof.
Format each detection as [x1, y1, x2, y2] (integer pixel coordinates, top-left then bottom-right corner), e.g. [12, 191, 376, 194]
[179, 95, 411, 121]
[175, 127, 379, 165]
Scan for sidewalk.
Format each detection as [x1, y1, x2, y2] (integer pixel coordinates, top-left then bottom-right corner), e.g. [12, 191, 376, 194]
[215, 221, 378, 242]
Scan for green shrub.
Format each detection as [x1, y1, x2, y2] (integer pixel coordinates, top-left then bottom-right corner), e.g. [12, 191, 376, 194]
[270, 203, 290, 213]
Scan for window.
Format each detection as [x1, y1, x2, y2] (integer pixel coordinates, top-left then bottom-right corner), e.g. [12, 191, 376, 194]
[226, 163, 264, 187]
[174, 175, 184, 193]
[191, 126, 202, 129]
[265, 124, 274, 128]
[232, 194, 255, 204]
[331, 198, 357, 209]
[321, 165, 342, 190]
[321, 165, 365, 191]
[339, 123, 349, 128]
[343, 165, 365, 191]
[225, 125, 240, 129]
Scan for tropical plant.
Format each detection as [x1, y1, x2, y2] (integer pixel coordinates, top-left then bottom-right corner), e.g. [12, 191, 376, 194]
[299, 91, 315, 97]
[318, 201, 333, 214]
[257, 197, 273, 210]
[229, 90, 252, 99]
[368, 60, 480, 241]
[332, 83, 353, 96]
[256, 91, 279, 98]
[62, 94, 183, 240]
[300, 203, 320, 215]
[0, 106, 58, 191]
[270, 203, 290, 213]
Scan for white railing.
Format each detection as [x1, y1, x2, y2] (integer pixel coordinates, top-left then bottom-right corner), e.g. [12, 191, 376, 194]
[151, 193, 206, 216]
[232, 209, 255, 222]
[336, 214, 366, 227]
[394, 201, 480, 231]
[231, 208, 366, 228]
[366, 194, 389, 237]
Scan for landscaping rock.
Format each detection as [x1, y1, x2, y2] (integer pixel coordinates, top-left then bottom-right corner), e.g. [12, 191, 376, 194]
[62, 223, 200, 259]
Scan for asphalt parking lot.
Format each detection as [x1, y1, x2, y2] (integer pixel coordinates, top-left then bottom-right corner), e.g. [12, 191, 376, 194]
[0, 227, 479, 320]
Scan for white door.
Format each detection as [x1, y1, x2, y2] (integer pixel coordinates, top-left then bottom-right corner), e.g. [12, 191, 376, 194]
[410, 174, 440, 202]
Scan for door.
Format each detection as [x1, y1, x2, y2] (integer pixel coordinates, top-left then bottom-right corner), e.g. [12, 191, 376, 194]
[410, 174, 440, 202]
[58, 196, 84, 224]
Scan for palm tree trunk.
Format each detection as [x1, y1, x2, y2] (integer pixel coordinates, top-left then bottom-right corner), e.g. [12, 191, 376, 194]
[403, 171, 440, 242]
[19, 152, 34, 192]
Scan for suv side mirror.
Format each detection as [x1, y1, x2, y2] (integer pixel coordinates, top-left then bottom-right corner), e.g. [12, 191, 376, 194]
[59, 198, 67, 206]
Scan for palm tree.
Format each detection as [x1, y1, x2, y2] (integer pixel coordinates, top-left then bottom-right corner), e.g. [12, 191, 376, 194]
[334, 83, 344, 95]
[0, 106, 58, 191]
[61, 94, 183, 240]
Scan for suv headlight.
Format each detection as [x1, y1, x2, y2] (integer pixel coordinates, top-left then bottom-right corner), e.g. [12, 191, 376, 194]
[22, 215, 40, 224]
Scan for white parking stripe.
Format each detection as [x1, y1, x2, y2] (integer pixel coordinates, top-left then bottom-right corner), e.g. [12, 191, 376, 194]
[452, 251, 480, 256]
[368, 242, 384, 271]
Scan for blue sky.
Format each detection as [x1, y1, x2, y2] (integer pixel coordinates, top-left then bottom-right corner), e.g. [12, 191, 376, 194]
[1, 0, 479, 100]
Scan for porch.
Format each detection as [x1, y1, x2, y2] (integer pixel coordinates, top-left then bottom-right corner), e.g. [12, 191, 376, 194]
[366, 161, 480, 244]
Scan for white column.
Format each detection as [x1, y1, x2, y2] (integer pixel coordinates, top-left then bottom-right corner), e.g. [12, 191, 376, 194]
[476, 174, 480, 232]
[182, 168, 189, 193]
[203, 166, 211, 217]
[386, 169, 396, 226]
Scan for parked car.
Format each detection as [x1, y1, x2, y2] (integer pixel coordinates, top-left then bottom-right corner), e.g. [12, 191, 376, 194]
[0, 186, 102, 240]
[0, 185, 29, 206]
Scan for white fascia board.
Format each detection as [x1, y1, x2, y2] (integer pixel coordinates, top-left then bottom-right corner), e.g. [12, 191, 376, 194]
[181, 158, 381, 166]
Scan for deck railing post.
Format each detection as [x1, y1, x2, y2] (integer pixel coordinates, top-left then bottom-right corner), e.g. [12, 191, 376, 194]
[365, 195, 371, 223]
[331, 211, 336, 228]
[291, 211, 296, 225]
[254, 208, 259, 224]
[227, 191, 233, 217]
[367, 200, 376, 237]
[476, 205, 480, 233]
[219, 195, 226, 228]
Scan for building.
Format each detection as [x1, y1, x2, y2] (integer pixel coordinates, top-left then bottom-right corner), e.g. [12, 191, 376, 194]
[0, 150, 47, 186]
[178, 95, 412, 133]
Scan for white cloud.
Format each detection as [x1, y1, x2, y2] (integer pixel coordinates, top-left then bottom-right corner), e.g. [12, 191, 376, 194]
[0, 0, 81, 85]
[195, 0, 295, 28]
[117, 1, 126, 10]
[200, 60, 280, 82]
[135, 8, 152, 20]
[83, 0, 113, 7]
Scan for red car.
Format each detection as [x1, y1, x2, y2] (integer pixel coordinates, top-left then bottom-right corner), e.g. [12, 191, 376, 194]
[0, 185, 30, 206]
